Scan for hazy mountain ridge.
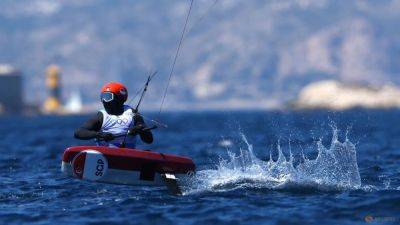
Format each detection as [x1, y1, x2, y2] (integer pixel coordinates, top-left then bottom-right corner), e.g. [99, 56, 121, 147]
[0, 0, 399, 109]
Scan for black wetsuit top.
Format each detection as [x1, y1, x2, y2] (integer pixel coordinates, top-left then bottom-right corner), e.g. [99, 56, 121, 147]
[74, 112, 153, 144]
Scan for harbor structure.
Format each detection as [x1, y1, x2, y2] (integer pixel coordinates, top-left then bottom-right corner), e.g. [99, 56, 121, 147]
[43, 65, 62, 113]
[0, 64, 23, 114]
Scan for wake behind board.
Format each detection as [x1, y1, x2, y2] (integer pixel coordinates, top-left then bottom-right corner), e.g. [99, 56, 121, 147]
[61, 146, 195, 194]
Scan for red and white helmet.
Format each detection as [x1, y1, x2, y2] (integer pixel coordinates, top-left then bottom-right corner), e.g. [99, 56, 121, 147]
[100, 82, 128, 103]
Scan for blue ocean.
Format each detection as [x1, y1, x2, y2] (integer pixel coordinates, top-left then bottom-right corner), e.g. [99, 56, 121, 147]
[1, 110, 399, 225]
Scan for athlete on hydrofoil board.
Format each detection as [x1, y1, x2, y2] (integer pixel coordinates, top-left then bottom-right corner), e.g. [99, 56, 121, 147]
[74, 82, 153, 148]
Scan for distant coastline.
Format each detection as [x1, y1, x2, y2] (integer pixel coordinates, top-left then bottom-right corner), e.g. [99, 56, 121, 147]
[290, 80, 400, 110]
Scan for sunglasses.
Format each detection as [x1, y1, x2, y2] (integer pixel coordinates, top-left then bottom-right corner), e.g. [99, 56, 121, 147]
[100, 92, 114, 102]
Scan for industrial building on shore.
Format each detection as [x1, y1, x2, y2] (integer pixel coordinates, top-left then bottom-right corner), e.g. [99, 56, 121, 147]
[0, 64, 86, 116]
[0, 64, 23, 114]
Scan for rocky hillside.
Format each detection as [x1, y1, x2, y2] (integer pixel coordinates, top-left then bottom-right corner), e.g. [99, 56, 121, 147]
[0, 0, 399, 110]
[291, 80, 400, 110]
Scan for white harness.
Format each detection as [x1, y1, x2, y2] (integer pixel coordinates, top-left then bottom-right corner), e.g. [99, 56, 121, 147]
[96, 105, 137, 148]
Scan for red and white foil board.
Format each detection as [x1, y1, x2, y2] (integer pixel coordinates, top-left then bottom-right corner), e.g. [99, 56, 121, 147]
[61, 146, 195, 186]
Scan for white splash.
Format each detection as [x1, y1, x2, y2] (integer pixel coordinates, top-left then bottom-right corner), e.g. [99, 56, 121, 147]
[184, 129, 361, 194]
[218, 139, 233, 148]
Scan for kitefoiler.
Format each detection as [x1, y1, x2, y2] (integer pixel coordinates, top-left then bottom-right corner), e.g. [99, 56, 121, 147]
[62, 0, 200, 195]
[62, 80, 196, 195]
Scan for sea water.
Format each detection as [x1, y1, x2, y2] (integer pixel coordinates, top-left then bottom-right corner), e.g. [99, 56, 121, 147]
[0, 110, 399, 225]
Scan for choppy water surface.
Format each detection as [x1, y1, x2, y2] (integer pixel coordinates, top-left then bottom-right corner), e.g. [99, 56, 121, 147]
[0, 110, 399, 225]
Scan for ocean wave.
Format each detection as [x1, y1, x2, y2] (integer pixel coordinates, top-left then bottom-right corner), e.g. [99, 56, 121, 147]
[184, 128, 363, 194]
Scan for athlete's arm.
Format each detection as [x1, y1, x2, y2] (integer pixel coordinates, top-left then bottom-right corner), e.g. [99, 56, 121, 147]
[74, 112, 103, 140]
[134, 114, 153, 144]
